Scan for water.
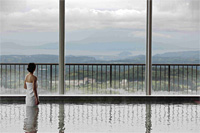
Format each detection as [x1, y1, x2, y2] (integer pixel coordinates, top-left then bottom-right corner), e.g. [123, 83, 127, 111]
[0, 102, 200, 132]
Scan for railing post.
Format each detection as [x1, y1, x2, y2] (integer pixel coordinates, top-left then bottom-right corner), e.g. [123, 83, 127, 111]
[41, 65, 42, 89]
[145, 0, 152, 95]
[69, 65, 71, 90]
[59, 0, 65, 94]
[50, 65, 52, 90]
[10, 65, 11, 89]
[191, 66, 193, 91]
[46, 65, 47, 90]
[14, 65, 16, 89]
[168, 65, 170, 92]
[19, 65, 20, 88]
[1, 64, 2, 87]
[37, 64, 38, 77]
[110, 65, 112, 88]
[101, 65, 102, 89]
[196, 66, 197, 93]
[5, 65, 7, 88]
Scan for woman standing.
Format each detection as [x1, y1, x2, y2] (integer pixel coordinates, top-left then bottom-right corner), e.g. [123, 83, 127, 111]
[24, 63, 39, 106]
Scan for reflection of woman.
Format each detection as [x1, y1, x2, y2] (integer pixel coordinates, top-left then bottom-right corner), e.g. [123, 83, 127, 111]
[24, 106, 39, 133]
[24, 63, 39, 106]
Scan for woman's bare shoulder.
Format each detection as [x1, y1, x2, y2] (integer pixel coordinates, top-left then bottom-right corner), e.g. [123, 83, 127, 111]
[25, 74, 37, 82]
[25, 74, 29, 79]
[32, 75, 38, 81]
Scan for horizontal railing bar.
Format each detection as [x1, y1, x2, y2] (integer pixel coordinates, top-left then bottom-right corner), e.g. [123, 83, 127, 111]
[0, 63, 199, 66]
[0, 63, 58, 65]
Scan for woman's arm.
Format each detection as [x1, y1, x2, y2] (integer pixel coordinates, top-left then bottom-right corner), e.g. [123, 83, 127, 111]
[33, 77, 39, 105]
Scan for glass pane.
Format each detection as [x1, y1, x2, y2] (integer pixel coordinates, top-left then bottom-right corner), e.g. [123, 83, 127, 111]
[152, 0, 200, 95]
[65, 0, 146, 95]
[0, 0, 59, 94]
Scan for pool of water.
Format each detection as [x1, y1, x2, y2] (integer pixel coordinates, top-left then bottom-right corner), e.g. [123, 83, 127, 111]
[0, 101, 199, 132]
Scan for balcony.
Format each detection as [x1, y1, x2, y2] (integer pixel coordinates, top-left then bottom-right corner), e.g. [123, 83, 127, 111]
[0, 63, 199, 95]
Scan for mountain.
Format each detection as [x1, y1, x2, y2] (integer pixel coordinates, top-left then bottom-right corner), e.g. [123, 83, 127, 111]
[118, 51, 132, 57]
[0, 51, 199, 64]
[0, 42, 30, 49]
[0, 55, 58, 63]
[1, 30, 193, 55]
[36, 42, 58, 49]
[120, 51, 200, 64]
[0, 55, 96, 63]
[154, 51, 200, 58]
[152, 51, 200, 64]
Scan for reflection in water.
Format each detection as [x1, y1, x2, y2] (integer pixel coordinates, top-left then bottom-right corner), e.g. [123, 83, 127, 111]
[109, 105, 112, 124]
[0, 102, 200, 132]
[145, 104, 152, 133]
[58, 104, 65, 133]
[23, 106, 39, 133]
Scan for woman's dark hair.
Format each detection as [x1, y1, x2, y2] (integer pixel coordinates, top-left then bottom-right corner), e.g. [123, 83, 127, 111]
[27, 63, 36, 73]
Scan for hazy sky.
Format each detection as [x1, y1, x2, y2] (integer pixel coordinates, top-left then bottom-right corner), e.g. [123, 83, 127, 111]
[0, 0, 199, 55]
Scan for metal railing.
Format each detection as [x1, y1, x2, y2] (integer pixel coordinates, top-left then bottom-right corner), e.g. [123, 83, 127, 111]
[0, 63, 199, 95]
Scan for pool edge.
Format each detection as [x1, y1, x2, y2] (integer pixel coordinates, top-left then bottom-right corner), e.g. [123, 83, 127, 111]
[0, 95, 200, 104]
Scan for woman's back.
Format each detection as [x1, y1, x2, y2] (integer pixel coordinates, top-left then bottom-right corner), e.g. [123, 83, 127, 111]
[25, 74, 39, 106]
[26, 82, 37, 97]
[25, 73, 36, 83]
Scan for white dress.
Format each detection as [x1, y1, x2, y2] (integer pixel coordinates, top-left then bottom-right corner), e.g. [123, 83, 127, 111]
[26, 82, 39, 106]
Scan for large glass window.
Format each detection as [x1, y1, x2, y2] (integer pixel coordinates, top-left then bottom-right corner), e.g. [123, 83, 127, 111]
[152, 0, 200, 95]
[65, 0, 146, 95]
[0, 0, 59, 94]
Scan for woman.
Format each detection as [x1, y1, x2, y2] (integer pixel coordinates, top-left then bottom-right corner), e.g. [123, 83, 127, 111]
[24, 63, 39, 106]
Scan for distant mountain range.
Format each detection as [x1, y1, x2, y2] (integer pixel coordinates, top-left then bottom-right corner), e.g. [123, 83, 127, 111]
[0, 51, 199, 64]
[0, 40, 189, 52]
[1, 29, 197, 55]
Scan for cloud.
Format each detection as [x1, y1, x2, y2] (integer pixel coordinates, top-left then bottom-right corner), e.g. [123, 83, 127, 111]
[0, 0, 27, 13]
[65, 0, 146, 10]
[153, 0, 199, 32]
[0, 7, 146, 32]
[1, 8, 59, 32]
[0, 0, 199, 33]
[65, 8, 146, 31]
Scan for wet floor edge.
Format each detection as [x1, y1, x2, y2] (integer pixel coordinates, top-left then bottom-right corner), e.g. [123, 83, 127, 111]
[0, 95, 200, 104]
